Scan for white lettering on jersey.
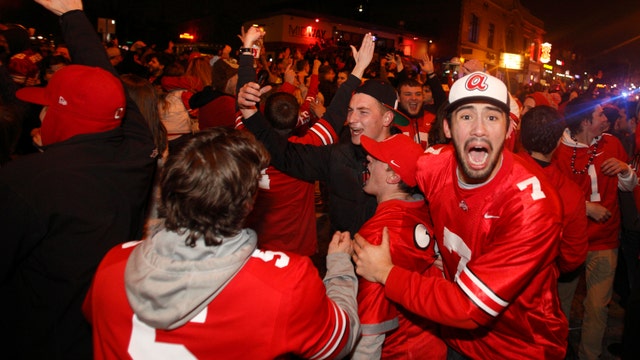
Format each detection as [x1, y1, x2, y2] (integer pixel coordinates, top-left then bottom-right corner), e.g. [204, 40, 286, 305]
[128, 314, 197, 359]
[425, 146, 443, 155]
[414, 223, 431, 249]
[516, 176, 546, 200]
[588, 164, 601, 202]
[191, 307, 207, 323]
[122, 240, 142, 249]
[251, 249, 290, 268]
[442, 228, 509, 317]
[258, 168, 270, 190]
[442, 226, 471, 279]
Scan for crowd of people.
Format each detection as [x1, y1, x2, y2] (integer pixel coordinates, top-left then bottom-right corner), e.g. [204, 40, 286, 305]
[1, 0, 640, 359]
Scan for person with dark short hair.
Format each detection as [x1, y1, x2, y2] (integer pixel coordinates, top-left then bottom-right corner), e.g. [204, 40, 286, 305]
[518, 106, 588, 344]
[83, 127, 360, 359]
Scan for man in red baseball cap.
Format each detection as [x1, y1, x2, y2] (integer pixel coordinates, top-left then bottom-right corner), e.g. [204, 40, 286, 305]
[352, 133, 446, 359]
[0, 0, 157, 358]
[16, 64, 126, 145]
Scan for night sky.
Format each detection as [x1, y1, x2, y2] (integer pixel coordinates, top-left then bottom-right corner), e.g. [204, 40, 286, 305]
[2, 0, 639, 73]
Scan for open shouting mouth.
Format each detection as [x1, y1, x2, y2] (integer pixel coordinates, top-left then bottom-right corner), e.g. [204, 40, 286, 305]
[466, 141, 491, 170]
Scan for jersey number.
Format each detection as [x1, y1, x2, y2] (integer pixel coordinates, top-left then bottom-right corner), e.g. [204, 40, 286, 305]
[516, 176, 546, 200]
[128, 314, 198, 359]
[258, 169, 271, 190]
[587, 164, 601, 202]
[252, 249, 290, 268]
[442, 227, 471, 279]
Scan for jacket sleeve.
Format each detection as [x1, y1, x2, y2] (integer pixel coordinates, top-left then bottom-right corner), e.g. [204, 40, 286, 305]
[59, 10, 155, 154]
[385, 266, 478, 329]
[242, 110, 333, 182]
[60, 11, 115, 77]
[237, 54, 257, 93]
[322, 74, 360, 134]
[427, 74, 447, 112]
[323, 252, 361, 359]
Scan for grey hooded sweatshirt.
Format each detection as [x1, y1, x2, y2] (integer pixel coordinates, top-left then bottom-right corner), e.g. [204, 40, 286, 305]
[124, 226, 360, 355]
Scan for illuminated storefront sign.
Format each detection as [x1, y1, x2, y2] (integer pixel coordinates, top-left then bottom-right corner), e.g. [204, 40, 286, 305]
[540, 42, 552, 64]
[500, 53, 523, 70]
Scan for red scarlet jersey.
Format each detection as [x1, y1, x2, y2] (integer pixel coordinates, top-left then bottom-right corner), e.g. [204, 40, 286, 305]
[238, 117, 337, 256]
[83, 242, 351, 360]
[395, 112, 436, 150]
[356, 199, 446, 359]
[553, 133, 632, 250]
[8, 49, 42, 86]
[518, 152, 588, 273]
[386, 146, 566, 359]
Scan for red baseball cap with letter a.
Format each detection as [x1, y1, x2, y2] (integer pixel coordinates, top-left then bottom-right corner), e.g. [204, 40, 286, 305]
[360, 134, 424, 187]
[446, 71, 510, 114]
[16, 65, 126, 146]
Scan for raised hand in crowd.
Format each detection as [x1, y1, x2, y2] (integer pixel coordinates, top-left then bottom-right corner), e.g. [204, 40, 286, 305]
[34, 0, 82, 16]
[419, 51, 435, 75]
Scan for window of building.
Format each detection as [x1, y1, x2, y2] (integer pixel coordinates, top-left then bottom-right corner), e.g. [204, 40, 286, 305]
[506, 28, 514, 52]
[488, 23, 495, 49]
[468, 14, 479, 43]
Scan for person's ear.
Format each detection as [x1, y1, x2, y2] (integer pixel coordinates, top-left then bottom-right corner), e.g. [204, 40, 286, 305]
[506, 115, 514, 139]
[443, 117, 452, 139]
[387, 172, 401, 184]
[383, 110, 394, 127]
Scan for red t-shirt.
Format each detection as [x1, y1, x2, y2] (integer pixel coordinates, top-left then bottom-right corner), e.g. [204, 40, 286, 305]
[83, 243, 351, 360]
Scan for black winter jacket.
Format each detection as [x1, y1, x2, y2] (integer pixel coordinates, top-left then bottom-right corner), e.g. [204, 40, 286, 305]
[0, 10, 156, 359]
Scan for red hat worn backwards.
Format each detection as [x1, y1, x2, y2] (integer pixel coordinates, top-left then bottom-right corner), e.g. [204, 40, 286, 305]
[360, 134, 424, 187]
[16, 65, 125, 146]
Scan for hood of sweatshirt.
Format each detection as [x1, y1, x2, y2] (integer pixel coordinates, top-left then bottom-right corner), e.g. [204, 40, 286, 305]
[124, 226, 257, 330]
[561, 128, 601, 148]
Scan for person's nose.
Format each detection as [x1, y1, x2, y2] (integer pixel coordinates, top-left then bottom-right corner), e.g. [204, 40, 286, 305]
[469, 118, 487, 137]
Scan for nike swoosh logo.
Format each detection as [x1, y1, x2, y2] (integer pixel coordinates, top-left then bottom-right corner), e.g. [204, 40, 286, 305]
[390, 160, 400, 167]
[484, 213, 500, 219]
[595, 152, 604, 157]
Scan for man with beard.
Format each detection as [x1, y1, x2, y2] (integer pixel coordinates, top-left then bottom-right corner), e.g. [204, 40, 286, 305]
[353, 71, 567, 359]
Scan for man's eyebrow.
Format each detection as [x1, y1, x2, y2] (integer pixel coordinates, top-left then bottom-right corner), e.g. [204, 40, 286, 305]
[455, 104, 503, 113]
[456, 104, 475, 112]
[484, 105, 503, 112]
